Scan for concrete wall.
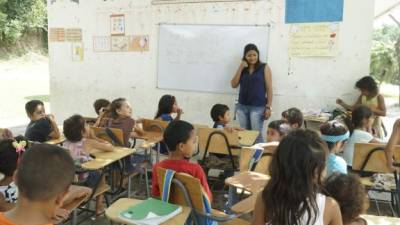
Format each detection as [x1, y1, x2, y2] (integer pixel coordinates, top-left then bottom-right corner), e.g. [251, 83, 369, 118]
[48, 0, 375, 127]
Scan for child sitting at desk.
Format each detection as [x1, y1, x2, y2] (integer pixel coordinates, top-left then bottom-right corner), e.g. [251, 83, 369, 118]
[63, 114, 113, 215]
[0, 137, 91, 222]
[93, 98, 111, 127]
[342, 105, 381, 168]
[281, 107, 303, 128]
[155, 94, 183, 122]
[0, 143, 83, 225]
[266, 120, 291, 142]
[24, 100, 61, 142]
[210, 103, 244, 131]
[337, 76, 386, 138]
[385, 119, 400, 172]
[324, 173, 369, 225]
[253, 129, 342, 225]
[320, 120, 349, 176]
[152, 120, 212, 202]
[106, 98, 144, 147]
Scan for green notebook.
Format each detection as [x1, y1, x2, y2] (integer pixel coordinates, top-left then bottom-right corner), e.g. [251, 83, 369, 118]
[119, 198, 182, 225]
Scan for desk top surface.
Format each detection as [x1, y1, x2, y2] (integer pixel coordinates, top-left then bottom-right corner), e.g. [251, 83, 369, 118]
[225, 171, 270, 193]
[361, 214, 400, 225]
[81, 147, 135, 170]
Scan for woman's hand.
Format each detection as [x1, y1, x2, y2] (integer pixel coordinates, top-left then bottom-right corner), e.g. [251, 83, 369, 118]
[264, 108, 271, 120]
[240, 60, 248, 69]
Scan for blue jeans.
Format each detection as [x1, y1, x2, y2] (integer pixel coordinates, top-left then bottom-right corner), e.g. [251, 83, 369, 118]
[236, 103, 265, 143]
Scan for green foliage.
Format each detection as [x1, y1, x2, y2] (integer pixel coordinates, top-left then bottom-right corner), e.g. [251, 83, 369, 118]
[370, 25, 400, 85]
[0, 0, 47, 45]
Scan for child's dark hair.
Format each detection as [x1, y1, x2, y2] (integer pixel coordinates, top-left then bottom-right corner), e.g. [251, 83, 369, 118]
[351, 105, 372, 131]
[93, 99, 110, 115]
[268, 120, 291, 136]
[25, 100, 44, 115]
[355, 76, 378, 95]
[282, 107, 303, 127]
[17, 144, 75, 201]
[155, 95, 176, 119]
[63, 114, 85, 143]
[262, 129, 327, 225]
[110, 98, 127, 119]
[324, 173, 368, 224]
[163, 120, 194, 152]
[0, 136, 30, 177]
[210, 104, 229, 122]
[320, 120, 349, 150]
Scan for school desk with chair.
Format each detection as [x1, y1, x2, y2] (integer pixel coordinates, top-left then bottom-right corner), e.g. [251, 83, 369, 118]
[44, 125, 65, 145]
[81, 147, 137, 201]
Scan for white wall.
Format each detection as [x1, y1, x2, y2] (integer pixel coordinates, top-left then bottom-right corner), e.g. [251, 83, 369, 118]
[48, 0, 375, 127]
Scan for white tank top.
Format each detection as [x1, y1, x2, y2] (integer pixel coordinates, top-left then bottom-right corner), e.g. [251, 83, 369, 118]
[266, 193, 326, 225]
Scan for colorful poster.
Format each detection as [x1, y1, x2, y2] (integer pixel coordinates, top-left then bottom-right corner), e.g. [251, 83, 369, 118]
[72, 42, 84, 61]
[110, 14, 125, 36]
[93, 36, 111, 52]
[111, 36, 129, 51]
[289, 22, 339, 57]
[49, 28, 65, 42]
[129, 35, 149, 52]
[65, 28, 82, 42]
[285, 0, 344, 23]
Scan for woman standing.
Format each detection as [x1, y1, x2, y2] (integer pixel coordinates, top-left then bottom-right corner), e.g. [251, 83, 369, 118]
[231, 43, 273, 143]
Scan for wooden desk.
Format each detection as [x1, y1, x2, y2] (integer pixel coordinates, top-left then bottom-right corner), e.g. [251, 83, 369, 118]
[133, 131, 163, 143]
[225, 171, 270, 193]
[238, 130, 259, 146]
[45, 136, 66, 145]
[361, 214, 400, 225]
[303, 115, 329, 130]
[105, 198, 191, 225]
[81, 147, 135, 170]
[225, 171, 270, 214]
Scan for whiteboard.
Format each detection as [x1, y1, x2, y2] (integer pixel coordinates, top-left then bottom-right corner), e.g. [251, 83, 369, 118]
[157, 24, 270, 94]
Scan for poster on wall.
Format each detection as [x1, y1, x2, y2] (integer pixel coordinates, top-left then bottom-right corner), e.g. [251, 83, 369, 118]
[110, 14, 125, 36]
[49, 28, 65, 42]
[289, 22, 339, 57]
[129, 35, 149, 52]
[285, 0, 344, 23]
[111, 36, 129, 51]
[65, 28, 82, 42]
[72, 42, 84, 61]
[93, 36, 111, 52]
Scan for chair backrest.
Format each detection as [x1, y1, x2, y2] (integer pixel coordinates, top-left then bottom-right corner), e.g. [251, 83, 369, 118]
[142, 119, 169, 132]
[90, 126, 125, 146]
[239, 143, 278, 174]
[352, 143, 400, 173]
[197, 127, 240, 155]
[157, 167, 206, 212]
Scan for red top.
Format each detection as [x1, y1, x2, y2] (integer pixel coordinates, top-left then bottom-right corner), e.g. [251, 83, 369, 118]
[152, 159, 212, 202]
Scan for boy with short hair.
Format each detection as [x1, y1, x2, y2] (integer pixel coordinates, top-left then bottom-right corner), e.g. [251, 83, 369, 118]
[151, 120, 212, 201]
[0, 144, 75, 225]
[210, 103, 243, 132]
[281, 107, 303, 128]
[25, 100, 60, 142]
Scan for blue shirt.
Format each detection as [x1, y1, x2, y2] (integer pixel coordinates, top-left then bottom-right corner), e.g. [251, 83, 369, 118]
[25, 118, 53, 142]
[327, 153, 347, 176]
[213, 122, 225, 129]
[159, 114, 174, 154]
[238, 63, 268, 106]
[160, 114, 173, 122]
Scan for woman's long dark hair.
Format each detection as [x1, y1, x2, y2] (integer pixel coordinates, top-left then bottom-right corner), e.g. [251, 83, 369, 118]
[262, 129, 328, 225]
[155, 95, 176, 119]
[242, 43, 262, 70]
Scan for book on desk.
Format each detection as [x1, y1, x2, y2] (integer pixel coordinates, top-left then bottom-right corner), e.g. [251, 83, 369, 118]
[119, 198, 182, 225]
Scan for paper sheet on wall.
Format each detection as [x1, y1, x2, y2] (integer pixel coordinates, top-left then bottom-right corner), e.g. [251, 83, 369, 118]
[129, 35, 149, 51]
[72, 42, 84, 61]
[289, 22, 339, 57]
[111, 36, 129, 51]
[49, 28, 65, 42]
[93, 36, 111, 52]
[66, 28, 82, 42]
[110, 14, 125, 36]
